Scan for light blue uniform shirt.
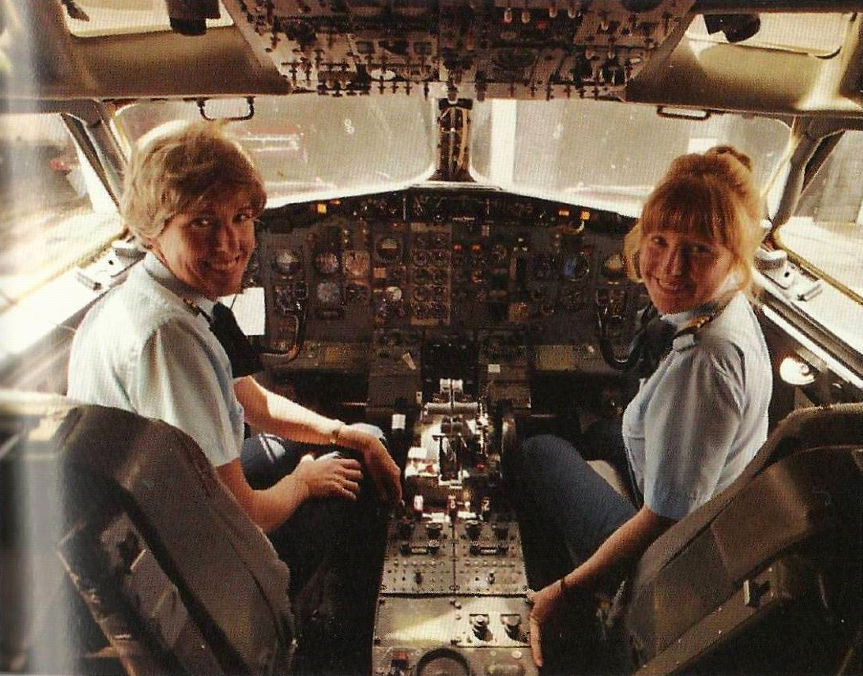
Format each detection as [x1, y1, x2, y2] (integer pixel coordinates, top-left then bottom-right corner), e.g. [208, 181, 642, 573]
[68, 253, 244, 467]
[621, 293, 772, 520]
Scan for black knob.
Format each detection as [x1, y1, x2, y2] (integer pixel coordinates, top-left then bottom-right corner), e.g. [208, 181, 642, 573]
[502, 614, 522, 639]
[471, 614, 489, 639]
[398, 517, 414, 540]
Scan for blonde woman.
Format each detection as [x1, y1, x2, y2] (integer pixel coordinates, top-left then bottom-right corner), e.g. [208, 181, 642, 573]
[509, 146, 772, 668]
[68, 121, 401, 670]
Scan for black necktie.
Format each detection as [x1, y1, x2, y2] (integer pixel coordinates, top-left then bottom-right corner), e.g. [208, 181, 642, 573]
[209, 302, 263, 378]
[626, 305, 676, 379]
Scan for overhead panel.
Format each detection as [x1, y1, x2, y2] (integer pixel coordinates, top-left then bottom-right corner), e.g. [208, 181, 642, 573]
[223, 0, 695, 100]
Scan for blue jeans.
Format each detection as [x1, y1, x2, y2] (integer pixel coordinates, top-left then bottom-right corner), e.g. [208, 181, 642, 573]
[240, 425, 388, 673]
[241, 422, 385, 490]
[506, 430, 636, 591]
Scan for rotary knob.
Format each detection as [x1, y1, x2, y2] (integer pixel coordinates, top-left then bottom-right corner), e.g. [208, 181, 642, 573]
[470, 614, 490, 640]
[503, 614, 522, 639]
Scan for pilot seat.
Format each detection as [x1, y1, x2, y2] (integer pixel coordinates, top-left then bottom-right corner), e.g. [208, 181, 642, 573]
[1, 394, 295, 675]
[620, 403, 863, 676]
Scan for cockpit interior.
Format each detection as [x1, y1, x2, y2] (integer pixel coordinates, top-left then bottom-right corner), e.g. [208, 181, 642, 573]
[1, 2, 862, 675]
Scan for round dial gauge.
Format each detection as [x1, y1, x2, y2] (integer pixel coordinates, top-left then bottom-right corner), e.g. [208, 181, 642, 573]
[315, 281, 341, 305]
[431, 232, 448, 249]
[376, 236, 401, 262]
[411, 250, 430, 267]
[384, 286, 403, 302]
[602, 252, 626, 278]
[345, 282, 370, 304]
[490, 243, 508, 265]
[314, 251, 340, 275]
[343, 250, 370, 277]
[273, 249, 302, 276]
[562, 253, 591, 282]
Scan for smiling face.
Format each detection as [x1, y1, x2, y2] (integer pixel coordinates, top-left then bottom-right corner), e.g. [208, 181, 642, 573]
[150, 190, 256, 300]
[639, 229, 735, 314]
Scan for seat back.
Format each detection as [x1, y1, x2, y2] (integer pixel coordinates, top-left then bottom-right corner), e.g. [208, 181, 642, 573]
[623, 404, 863, 673]
[1, 394, 294, 675]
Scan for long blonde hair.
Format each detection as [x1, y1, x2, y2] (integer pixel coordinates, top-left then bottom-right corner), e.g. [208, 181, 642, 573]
[624, 146, 764, 297]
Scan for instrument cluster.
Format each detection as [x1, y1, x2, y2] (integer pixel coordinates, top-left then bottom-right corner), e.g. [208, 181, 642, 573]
[231, 0, 693, 101]
[256, 188, 640, 375]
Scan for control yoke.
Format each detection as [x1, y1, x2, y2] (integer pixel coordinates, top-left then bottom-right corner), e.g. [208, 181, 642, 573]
[261, 299, 307, 367]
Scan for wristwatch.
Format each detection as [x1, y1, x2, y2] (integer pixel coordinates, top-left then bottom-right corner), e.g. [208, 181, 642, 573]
[329, 420, 344, 446]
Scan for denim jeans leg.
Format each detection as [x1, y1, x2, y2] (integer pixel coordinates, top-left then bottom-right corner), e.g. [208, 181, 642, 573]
[520, 434, 636, 582]
[241, 433, 306, 489]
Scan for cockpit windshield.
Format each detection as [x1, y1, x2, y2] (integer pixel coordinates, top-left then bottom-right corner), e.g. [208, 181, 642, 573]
[115, 96, 790, 217]
[115, 96, 439, 206]
[469, 99, 789, 216]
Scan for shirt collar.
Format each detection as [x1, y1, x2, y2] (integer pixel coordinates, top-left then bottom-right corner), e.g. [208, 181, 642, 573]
[661, 291, 737, 331]
[661, 273, 739, 330]
[143, 252, 216, 318]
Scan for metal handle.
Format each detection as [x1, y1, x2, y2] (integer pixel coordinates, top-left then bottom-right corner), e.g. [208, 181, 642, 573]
[196, 97, 255, 122]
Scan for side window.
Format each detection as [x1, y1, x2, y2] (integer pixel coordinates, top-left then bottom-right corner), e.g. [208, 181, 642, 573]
[776, 131, 863, 301]
[0, 113, 123, 309]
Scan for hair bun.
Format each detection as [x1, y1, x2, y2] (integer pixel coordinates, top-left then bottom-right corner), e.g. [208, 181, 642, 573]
[706, 145, 753, 172]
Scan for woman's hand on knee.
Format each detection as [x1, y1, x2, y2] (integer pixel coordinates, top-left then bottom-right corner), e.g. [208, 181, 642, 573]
[526, 581, 566, 667]
[293, 454, 363, 501]
[338, 426, 402, 506]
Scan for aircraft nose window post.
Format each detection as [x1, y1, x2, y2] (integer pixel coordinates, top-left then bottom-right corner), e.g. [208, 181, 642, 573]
[1, 3, 862, 676]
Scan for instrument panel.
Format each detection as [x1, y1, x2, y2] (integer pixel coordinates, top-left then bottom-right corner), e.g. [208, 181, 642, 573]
[372, 374, 537, 676]
[256, 188, 643, 387]
[229, 0, 694, 101]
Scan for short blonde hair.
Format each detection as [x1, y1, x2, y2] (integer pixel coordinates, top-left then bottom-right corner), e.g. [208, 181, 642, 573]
[623, 146, 764, 297]
[121, 121, 266, 246]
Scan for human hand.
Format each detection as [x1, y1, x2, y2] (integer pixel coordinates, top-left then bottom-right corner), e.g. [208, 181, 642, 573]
[526, 581, 566, 668]
[292, 453, 363, 502]
[338, 426, 402, 506]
